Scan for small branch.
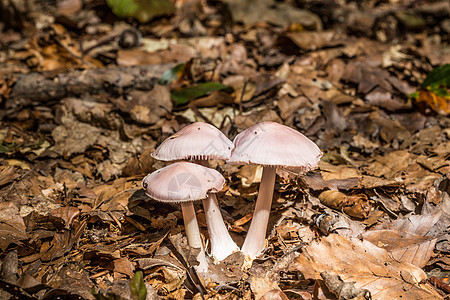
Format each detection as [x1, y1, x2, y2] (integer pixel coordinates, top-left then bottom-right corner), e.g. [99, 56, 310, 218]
[8, 63, 174, 102]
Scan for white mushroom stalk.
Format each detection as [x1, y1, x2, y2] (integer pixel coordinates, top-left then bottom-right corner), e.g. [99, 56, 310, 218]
[228, 122, 322, 259]
[241, 166, 276, 258]
[151, 122, 239, 261]
[181, 202, 208, 272]
[202, 193, 239, 261]
[196, 159, 239, 261]
[142, 162, 226, 273]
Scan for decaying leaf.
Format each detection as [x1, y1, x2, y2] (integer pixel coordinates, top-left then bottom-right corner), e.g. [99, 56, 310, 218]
[292, 234, 443, 299]
[363, 212, 441, 268]
[318, 190, 372, 219]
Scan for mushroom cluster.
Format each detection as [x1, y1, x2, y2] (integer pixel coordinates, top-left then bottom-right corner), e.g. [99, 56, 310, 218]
[142, 121, 322, 272]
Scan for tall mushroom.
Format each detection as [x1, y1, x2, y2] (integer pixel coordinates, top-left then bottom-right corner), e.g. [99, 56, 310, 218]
[151, 122, 239, 261]
[142, 161, 225, 273]
[228, 122, 322, 259]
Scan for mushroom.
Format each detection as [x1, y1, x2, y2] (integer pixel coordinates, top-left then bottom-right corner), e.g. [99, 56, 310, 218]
[228, 122, 322, 259]
[142, 161, 225, 273]
[151, 122, 239, 261]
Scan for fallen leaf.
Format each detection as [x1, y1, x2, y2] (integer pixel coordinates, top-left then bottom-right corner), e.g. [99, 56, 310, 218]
[363, 212, 441, 268]
[114, 257, 135, 277]
[0, 202, 27, 251]
[224, 0, 322, 29]
[260, 289, 289, 300]
[118, 85, 172, 124]
[172, 82, 231, 105]
[0, 166, 20, 187]
[249, 276, 281, 300]
[292, 234, 442, 299]
[362, 229, 436, 268]
[416, 89, 450, 115]
[107, 0, 175, 23]
[318, 190, 372, 219]
[278, 31, 337, 52]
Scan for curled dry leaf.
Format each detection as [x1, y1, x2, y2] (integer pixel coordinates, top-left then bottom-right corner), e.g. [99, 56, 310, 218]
[0, 166, 20, 187]
[318, 190, 372, 219]
[292, 234, 442, 299]
[0, 202, 27, 251]
[49, 206, 80, 230]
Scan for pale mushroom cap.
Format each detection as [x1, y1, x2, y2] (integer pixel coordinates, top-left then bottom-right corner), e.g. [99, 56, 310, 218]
[142, 161, 225, 203]
[152, 122, 234, 161]
[228, 122, 322, 172]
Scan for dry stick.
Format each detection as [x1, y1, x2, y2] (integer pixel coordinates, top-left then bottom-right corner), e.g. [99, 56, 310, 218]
[9, 63, 174, 102]
[238, 81, 248, 114]
[81, 34, 119, 56]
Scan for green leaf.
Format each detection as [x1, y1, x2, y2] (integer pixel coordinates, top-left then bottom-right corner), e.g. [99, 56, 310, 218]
[409, 91, 419, 99]
[130, 271, 147, 300]
[159, 64, 185, 85]
[106, 0, 175, 23]
[421, 64, 450, 90]
[172, 82, 231, 105]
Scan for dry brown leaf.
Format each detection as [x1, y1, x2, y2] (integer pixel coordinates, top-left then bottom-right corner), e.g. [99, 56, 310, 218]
[0, 202, 27, 251]
[49, 206, 80, 230]
[303, 173, 359, 191]
[319, 161, 360, 181]
[365, 150, 412, 179]
[260, 289, 289, 300]
[225, 0, 322, 28]
[112, 85, 172, 125]
[278, 31, 337, 51]
[318, 190, 372, 219]
[249, 276, 281, 300]
[0, 166, 20, 187]
[237, 165, 263, 187]
[362, 230, 436, 268]
[117, 45, 195, 66]
[363, 212, 441, 268]
[113, 257, 135, 277]
[292, 234, 442, 299]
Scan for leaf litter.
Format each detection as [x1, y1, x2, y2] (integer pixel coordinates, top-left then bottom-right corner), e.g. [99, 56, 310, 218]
[0, 0, 449, 299]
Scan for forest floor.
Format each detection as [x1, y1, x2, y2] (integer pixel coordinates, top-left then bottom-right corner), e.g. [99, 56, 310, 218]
[0, 0, 449, 299]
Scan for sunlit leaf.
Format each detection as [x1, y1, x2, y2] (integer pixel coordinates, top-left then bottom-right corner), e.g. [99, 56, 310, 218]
[171, 82, 231, 105]
[421, 64, 450, 89]
[107, 0, 175, 23]
[412, 64, 450, 114]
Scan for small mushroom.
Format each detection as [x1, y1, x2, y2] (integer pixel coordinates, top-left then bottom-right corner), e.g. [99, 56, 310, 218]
[228, 122, 322, 259]
[152, 122, 238, 261]
[142, 161, 225, 273]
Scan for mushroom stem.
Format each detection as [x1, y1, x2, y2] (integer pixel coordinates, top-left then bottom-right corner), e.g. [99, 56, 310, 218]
[241, 166, 276, 259]
[195, 159, 239, 261]
[202, 193, 239, 261]
[180, 202, 208, 272]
